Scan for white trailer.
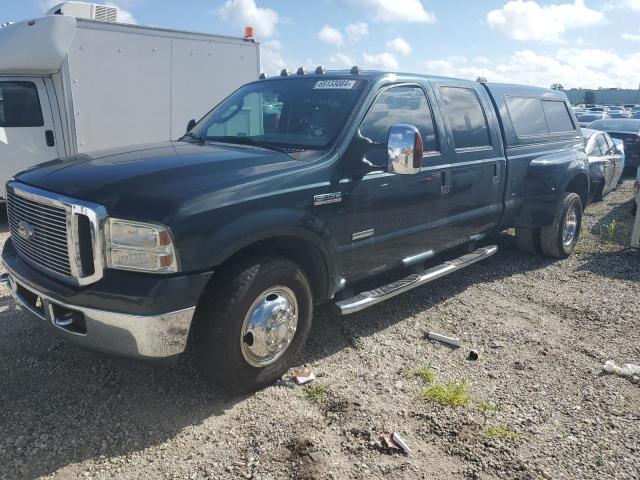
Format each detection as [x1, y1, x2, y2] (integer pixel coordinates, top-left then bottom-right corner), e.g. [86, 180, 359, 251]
[0, 2, 260, 198]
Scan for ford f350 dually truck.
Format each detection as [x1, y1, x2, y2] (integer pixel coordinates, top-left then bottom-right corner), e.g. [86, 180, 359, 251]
[1, 69, 589, 391]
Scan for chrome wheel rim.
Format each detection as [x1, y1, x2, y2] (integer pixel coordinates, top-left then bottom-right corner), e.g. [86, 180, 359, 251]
[562, 203, 578, 247]
[240, 286, 298, 367]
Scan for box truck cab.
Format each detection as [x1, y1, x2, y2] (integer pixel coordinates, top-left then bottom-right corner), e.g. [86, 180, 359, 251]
[0, 2, 260, 199]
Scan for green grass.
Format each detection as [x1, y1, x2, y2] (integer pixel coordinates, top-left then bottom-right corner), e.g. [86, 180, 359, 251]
[485, 424, 524, 441]
[411, 366, 435, 383]
[477, 401, 498, 413]
[300, 384, 328, 403]
[421, 379, 470, 407]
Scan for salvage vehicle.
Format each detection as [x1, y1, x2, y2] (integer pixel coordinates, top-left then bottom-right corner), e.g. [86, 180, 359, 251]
[1, 69, 589, 391]
[581, 128, 624, 201]
[0, 2, 259, 199]
[588, 119, 640, 171]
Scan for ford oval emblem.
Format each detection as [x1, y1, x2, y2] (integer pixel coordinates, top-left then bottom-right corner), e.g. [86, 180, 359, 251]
[17, 221, 34, 241]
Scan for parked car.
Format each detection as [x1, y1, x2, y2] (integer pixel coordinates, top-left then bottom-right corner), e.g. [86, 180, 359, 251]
[588, 119, 640, 170]
[0, 7, 260, 200]
[581, 128, 624, 201]
[1, 70, 589, 391]
[577, 112, 609, 127]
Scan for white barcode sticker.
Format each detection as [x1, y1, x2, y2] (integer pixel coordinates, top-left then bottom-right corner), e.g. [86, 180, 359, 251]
[313, 80, 357, 89]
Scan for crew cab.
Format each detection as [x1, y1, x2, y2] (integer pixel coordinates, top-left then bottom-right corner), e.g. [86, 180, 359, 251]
[1, 69, 589, 391]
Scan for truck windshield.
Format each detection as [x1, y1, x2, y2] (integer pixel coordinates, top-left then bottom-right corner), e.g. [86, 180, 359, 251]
[189, 78, 368, 150]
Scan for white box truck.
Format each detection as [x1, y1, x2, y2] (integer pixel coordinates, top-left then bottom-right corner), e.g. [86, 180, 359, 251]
[0, 2, 260, 198]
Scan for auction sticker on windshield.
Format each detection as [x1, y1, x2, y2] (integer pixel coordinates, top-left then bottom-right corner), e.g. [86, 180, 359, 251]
[314, 80, 357, 89]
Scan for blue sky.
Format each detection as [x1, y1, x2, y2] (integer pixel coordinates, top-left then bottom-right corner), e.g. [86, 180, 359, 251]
[4, 0, 640, 88]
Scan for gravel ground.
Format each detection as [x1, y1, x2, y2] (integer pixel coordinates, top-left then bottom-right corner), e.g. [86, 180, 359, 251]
[1, 181, 639, 480]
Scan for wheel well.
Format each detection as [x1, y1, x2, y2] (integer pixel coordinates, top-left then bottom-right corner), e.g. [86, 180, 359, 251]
[565, 174, 589, 208]
[220, 236, 330, 303]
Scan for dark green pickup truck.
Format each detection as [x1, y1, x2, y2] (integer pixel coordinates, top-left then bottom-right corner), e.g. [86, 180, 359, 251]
[2, 68, 589, 390]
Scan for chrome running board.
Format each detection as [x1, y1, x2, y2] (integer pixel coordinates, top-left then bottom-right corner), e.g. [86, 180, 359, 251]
[335, 245, 498, 315]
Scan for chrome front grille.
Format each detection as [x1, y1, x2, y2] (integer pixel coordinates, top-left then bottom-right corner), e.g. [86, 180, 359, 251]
[7, 189, 72, 277]
[6, 182, 107, 286]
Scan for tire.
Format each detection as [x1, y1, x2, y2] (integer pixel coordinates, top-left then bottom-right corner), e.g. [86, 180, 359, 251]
[540, 192, 582, 258]
[192, 256, 313, 392]
[515, 227, 540, 254]
[593, 181, 605, 202]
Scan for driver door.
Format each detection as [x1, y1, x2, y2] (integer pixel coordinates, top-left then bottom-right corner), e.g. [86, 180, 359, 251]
[340, 84, 451, 281]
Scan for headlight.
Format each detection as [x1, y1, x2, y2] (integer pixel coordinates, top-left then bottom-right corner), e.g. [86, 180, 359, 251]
[105, 218, 178, 273]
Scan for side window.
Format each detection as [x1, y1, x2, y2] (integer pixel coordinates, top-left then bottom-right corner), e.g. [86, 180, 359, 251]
[586, 136, 601, 156]
[359, 86, 438, 153]
[505, 97, 548, 136]
[440, 86, 491, 149]
[0, 82, 44, 128]
[603, 134, 616, 154]
[595, 134, 608, 156]
[542, 100, 575, 133]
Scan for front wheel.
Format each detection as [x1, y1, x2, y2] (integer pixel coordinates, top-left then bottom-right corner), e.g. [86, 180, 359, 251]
[193, 256, 313, 392]
[540, 192, 582, 258]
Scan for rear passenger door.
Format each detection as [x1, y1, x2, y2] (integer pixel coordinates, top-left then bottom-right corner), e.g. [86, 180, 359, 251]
[433, 83, 504, 245]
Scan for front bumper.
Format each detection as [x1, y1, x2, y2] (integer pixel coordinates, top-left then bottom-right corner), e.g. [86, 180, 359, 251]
[3, 265, 196, 359]
[2, 239, 212, 360]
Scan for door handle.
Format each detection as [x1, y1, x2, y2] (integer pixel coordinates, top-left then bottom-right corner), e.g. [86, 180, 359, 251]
[440, 170, 450, 194]
[492, 163, 499, 184]
[45, 130, 55, 147]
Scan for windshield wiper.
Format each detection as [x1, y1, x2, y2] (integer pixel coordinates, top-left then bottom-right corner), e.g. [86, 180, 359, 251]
[205, 136, 291, 153]
[180, 131, 206, 144]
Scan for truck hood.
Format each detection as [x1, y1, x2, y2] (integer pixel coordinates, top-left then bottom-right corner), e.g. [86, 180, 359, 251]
[14, 141, 303, 218]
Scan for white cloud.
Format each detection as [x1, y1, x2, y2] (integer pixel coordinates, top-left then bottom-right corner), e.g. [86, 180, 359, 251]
[422, 49, 640, 89]
[217, 0, 279, 38]
[606, 0, 640, 11]
[318, 25, 344, 46]
[356, 0, 436, 23]
[622, 31, 640, 41]
[386, 37, 411, 55]
[362, 52, 399, 70]
[626, 0, 640, 10]
[487, 0, 604, 42]
[329, 52, 355, 68]
[345, 22, 369, 41]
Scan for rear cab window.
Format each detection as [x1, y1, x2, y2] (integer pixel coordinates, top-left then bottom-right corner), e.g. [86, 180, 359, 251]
[0, 81, 44, 128]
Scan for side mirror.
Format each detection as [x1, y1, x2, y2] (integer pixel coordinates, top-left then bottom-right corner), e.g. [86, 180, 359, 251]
[186, 119, 196, 133]
[387, 124, 423, 175]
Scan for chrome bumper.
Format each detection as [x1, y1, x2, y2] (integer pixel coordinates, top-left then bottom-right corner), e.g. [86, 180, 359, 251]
[1, 268, 196, 359]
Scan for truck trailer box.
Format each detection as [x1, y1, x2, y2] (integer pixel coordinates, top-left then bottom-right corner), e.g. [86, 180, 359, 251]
[0, 11, 260, 198]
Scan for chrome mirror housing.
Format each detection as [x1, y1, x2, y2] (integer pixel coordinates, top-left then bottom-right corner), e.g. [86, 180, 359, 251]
[387, 124, 423, 175]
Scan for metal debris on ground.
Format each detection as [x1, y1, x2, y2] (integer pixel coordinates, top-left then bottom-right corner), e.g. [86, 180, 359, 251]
[380, 433, 412, 456]
[603, 360, 640, 383]
[291, 369, 316, 385]
[427, 331, 462, 348]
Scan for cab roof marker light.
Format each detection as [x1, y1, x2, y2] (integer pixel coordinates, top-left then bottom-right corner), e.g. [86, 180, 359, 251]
[280, 69, 289, 77]
[315, 66, 325, 74]
[259, 73, 267, 79]
[350, 65, 360, 75]
[296, 67, 305, 75]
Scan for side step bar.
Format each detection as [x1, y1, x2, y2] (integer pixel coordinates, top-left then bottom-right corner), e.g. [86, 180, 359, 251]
[335, 245, 498, 315]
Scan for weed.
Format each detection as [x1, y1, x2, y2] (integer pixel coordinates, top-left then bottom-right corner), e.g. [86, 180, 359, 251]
[485, 424, 524, 441]
[301, 384, 328, 403]
[477, 401, 498, 413]
[411, 366, 435, 383]
[421, 379, 469, 407]
[607, 219, 618, 242]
